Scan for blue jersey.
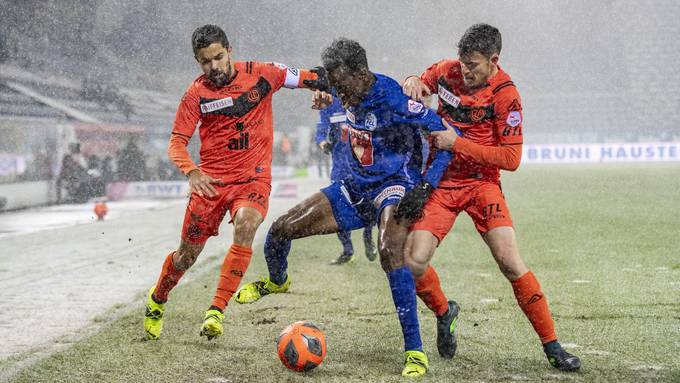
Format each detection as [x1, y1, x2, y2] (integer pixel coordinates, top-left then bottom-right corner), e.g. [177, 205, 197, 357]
[315, 97, 350, 180]
[341, 73, 451, 192]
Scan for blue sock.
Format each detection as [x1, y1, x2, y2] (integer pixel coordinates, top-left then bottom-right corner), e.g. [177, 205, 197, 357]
[337, 230, 354, 255]
[387, 267, 423, 352]
[264, 227, 291, 285]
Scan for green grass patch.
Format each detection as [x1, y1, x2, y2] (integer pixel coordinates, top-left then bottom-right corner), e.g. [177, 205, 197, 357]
[9, 164, 680, 382]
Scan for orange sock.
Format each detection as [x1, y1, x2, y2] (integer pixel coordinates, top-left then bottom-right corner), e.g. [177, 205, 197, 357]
[211, 244, 253, 311]
[153, 252, 185, 303]
[511, 271, 557, 344]
[415, 265, 449, 317]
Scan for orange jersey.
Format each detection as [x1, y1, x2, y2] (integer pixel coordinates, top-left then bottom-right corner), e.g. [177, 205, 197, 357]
[420, 60, 523, 186]
[169, 61, 316, 183]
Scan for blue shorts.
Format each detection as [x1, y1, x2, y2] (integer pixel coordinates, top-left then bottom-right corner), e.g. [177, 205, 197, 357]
[321, 179, 413, 232]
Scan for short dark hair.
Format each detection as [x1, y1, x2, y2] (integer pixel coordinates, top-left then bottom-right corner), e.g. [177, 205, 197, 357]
[191, 24, 229, 56]
[457, 23, 502, 58]
[321, 38, 369, 74]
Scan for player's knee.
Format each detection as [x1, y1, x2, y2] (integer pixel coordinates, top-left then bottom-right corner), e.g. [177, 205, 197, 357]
[378, 243, 404, 272]
[405, 258, 428, 278]
[494, 250, 525, 280]
[270, 216, 294, 240]
[234, 219, 259, 238]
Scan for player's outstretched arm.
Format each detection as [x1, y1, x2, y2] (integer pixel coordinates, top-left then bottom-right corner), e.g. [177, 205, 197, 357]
[402, 76, 431, 102]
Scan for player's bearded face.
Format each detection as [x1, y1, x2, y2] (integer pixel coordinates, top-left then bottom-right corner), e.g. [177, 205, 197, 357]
[459, 51, 498, 89]
[196, 43, 233, 87]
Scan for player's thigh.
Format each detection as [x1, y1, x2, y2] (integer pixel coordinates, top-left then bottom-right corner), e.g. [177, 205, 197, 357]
[231, 206, 264, 247]
[320, 182, 369, 233]
[377, 204, 410, 271]
[272, 191, 340, 240]
[180, 190, 230, 245]
[483, 226, 527, 280]
[229, 180, 271, 222]
[466, 182, 514, 235]
[410, 187, 459, 243]
[229, 181, 270, 246]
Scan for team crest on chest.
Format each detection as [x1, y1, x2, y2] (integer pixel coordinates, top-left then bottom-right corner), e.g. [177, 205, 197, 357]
[247, 89, 261, 103]
[364, 112, 377, 131]
[470, 108, 486, 122]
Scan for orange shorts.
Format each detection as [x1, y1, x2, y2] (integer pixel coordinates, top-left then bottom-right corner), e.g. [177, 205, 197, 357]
[410, 181, 513, 243]
[181, 179, 271, 244]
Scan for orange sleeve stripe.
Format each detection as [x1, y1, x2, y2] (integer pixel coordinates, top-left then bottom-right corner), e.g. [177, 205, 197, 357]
[168, 133, 199, 175]
[453, 138, 522, 171]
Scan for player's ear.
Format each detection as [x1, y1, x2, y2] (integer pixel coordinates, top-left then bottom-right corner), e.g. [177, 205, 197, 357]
[490, 53, 499, 66]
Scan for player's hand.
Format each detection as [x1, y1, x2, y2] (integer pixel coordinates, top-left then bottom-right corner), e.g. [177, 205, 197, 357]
[431, 119, 462, 151]
[402, 76, 431, 102]
[187, 169, 224, 198]
[312, 90, 334, 110]
[319, 140, 333, 154]
[303, 66, 330, 92]
[394, 181, 434, 222]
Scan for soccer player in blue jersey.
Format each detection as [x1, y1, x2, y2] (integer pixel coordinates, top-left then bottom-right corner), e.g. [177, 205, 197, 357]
[236, 38, 454, 377]
[315, 96, 378, 264]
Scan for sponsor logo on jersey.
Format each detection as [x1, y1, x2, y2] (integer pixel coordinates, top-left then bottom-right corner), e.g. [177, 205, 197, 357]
[200, 97, 234, 113]
[373, 185, 406, 208]
[438, 86, 460, 107]
[228, 132, 250, 150]
[329, 113, 347, 124]
[407, 99, 424, 114]
[364, 112, 377, 131]
[506, 111, 522, 127]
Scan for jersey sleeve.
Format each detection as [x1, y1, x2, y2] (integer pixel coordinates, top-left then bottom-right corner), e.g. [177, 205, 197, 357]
[259, 62, 320, 92]
[388, 90, 445, 133]
[387, 89, 453, 186]
[168, 87, 201, 175]
[315, 107, 332, 145]
[451, 86, 523, 171]
[418, 60, 444, 94]
[494, 86, 524, 146]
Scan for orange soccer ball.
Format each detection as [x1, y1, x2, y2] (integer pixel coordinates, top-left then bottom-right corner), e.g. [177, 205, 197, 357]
[277, 321, 326, 372]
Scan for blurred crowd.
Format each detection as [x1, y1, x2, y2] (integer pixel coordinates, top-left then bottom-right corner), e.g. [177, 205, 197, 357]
[56, 139, 182, 203]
